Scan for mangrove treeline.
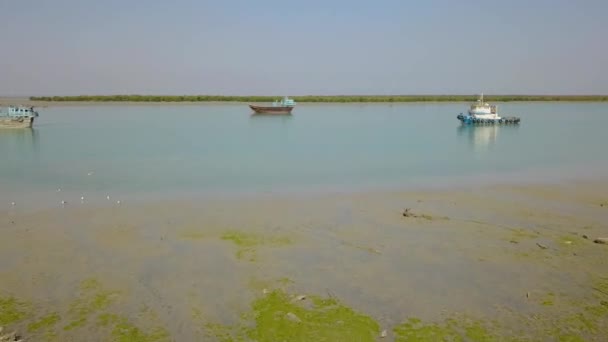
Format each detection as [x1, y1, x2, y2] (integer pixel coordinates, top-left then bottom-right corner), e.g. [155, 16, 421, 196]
[29, 95, 608, 103]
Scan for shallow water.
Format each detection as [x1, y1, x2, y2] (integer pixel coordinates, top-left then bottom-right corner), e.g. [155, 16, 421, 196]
[1, 102, 608, 206]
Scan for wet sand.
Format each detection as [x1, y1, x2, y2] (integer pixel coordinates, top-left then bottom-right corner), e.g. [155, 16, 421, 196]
[1, 182, 608, 341]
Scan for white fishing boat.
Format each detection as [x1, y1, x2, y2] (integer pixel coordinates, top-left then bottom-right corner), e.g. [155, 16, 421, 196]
[457, 94, 520, 124]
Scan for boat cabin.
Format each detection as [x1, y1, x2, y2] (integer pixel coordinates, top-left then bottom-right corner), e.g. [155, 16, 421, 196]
[468, 94, 497, 115]
[6, 106, 39, 117]
[272, 97, 296, 107]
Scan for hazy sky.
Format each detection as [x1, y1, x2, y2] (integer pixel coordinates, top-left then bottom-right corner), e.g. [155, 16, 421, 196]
[1, 0, 607, 96]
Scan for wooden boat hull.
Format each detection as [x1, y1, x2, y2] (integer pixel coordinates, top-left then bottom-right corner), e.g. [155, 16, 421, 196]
[249, 105, 294, 114]
[0, 117, 35, 129]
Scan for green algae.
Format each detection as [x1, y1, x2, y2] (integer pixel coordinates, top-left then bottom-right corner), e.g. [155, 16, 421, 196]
[204, 287, 379, 341]
[64, 278, 119, 331]
[393, 316, 495, 342]
[0, 279, 170, 342]
[27, 312, 61, 341]
[58, 278, 169, 340]
[192, 307, 240, 342]
[558, 335, 585, 342]
[28, 312, 60, 332]
[247, 277, 295, 295]
[98, 313, 169, 342]
[539, 278, 608, 340]
[541, 292, 555, 306]
[220, 231, 292, 261]
[592, 277, 608, 297]
[203, 322, 237, 342]
[246, 290, 380, 342]
[0, 295, 29, 325]
[179, 229, 294, 261]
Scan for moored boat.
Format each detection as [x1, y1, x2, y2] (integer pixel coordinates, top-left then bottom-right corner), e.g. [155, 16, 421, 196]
[0, 105, 39, 128]
[249, 97, 296, 114]
[457, 94, 520, 125]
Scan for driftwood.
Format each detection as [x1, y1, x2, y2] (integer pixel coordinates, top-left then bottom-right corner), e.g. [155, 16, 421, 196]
[402, 208, 430, 219]
[402, 208, 414, 217]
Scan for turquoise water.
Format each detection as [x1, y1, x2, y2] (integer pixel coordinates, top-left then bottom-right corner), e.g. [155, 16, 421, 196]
[1, 102, 607, 206]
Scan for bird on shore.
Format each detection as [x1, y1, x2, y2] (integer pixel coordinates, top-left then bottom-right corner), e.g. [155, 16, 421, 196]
[11, 202, 16, 206]
[61, 200, 67, 207]
[106, 195, 111, 201]
[80, 196, 85, 203]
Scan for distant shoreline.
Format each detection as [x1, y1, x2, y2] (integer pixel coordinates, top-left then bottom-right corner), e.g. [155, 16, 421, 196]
[23, 95, 608, 103]
[2, 95, 608, 107]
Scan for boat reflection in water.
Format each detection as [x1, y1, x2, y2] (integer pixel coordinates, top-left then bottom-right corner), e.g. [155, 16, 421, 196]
[457, 124, 519, 152]
[249, 111, 294, 122]
[0, 128, 39, 156]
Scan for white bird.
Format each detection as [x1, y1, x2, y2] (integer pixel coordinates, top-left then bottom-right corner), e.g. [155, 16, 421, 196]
[11, 202, 16, 206]
[81, 196, 85, 203]
[61, 200, 67, 206]
[87, 171, 94, 176]
[116, 200, 121, 205]
[106, 195, 111, 201]
[56, 188, 61, 192]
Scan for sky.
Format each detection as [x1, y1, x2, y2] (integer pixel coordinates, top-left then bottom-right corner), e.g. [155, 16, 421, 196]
[1, 0, 607, 96]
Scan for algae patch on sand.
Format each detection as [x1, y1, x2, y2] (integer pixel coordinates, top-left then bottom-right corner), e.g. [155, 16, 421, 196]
[0, 296, 29, 325]
[535, 277, 608, 340]
[63, 278, 119, 331]
[27, 312, 61, 341]
[98, 313, 169, 342]
[58, 278, 169, 341]
[27, 312, 60, 332]
[220, 231, 292, 261]
[541, 292, 556, 306]
[203, 287, 379, 341]
[245, 289, 379, 341]
[393, 317, 495, 342]
[592, 276, 608, 297]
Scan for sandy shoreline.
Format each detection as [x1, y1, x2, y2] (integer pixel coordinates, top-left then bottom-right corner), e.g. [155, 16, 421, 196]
[1, 182, 608, 340]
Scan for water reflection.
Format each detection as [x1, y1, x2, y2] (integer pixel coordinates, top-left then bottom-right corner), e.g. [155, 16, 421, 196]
[250, 113, 293, 119]
[0, 128, 39, 156]
[457, 124, 519, 151]
[249, 113, 293, 127]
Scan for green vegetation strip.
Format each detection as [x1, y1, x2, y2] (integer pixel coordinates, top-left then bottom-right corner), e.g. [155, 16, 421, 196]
[29, 95, 608, 103]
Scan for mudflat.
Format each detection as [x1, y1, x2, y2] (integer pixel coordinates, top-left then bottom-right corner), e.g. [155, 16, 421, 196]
[1, 181, 607, 341]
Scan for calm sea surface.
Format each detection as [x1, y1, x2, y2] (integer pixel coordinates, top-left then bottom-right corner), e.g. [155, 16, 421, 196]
[1, 102, 607, 206]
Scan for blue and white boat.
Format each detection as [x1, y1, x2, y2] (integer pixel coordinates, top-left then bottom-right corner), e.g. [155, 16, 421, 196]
[1, 105, 39, 128]
[457, 94, 520, 124]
